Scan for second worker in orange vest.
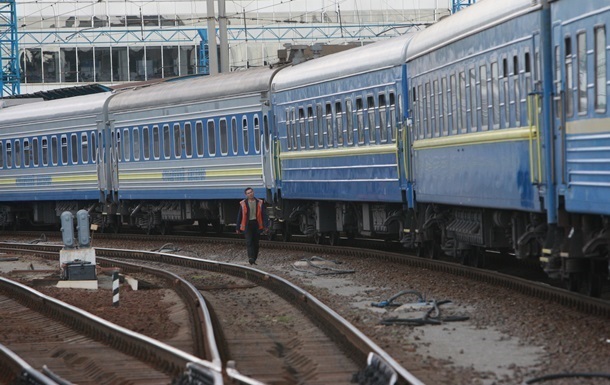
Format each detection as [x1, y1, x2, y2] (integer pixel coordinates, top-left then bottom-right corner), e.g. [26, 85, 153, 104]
[236, 187, 268, 265]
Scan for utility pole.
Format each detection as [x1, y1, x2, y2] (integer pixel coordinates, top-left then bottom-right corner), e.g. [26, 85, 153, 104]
[218, 0, 229, 73]
[0, 0, 20, 97]
[206, 0, 218, 75]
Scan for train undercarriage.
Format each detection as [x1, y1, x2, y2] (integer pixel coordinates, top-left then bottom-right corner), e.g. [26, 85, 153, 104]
[412, 203, 610, 297]
[1, 197, 608, 297]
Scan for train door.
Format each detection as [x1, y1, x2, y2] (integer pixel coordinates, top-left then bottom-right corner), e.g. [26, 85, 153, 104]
[552, 17, 569, 196]
[261, 106, 275, 192]
[400, 65, 414, 209]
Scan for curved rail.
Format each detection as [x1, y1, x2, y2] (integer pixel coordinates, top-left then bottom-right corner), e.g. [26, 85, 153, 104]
[0, 242, 426, 385]
[0, 273, 222, 384]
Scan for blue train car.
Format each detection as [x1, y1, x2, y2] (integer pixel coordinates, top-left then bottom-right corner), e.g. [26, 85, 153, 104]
[0, 93, 112, 228]
[103, 68, 279, 233]
[545, 0, 610, 294]
[405, 1, 547, 261]
[271, 35, 413, 243]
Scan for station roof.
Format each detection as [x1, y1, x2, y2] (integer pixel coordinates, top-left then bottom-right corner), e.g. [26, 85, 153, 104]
[2, 84, 112, 101]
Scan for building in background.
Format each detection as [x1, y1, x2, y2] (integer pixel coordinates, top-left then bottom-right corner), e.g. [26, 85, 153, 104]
[16, 0, 452, 93]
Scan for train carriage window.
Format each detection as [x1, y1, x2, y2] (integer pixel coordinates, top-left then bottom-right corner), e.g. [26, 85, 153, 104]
[469, 68, 477, 132]
[565, 36, 575, 118]
[220, 119, 228, 155]
[345, 99, 354, 145]
[163, 124, 171, 159]
[143, 126, 151, 160]
[389, 92, 397, 142]
[42, 137, 48, 166]
[459, 71, 467, 132]
[398, 94, 404, 132]
[441, 77, 448, 136]
[290, 108, 297, 149]
[325, 103, 333, 146]
[185, 122, 193, 157]
[173, 123, 182, 159]
[356, 97, 365, 144]
[70, 134, 78, 164]
[208, 120, 216, 156]
[242, 116, 249, 154]
[595, 26, 607, 112]
[90, 132, 96, 162]
[524, 52, 533, 113]
[0, 142, 3, 168]
[14, 140, 21, 168]
[480, 64, 489, 131]
[514, 76, 521, 126]
[424, 83, 431, 138]
[379, 94, 388, 142]
[122, 129, 130, 162]
[430, 82, 437, 137]
[285, 109, 292, 150]
[61, 136, 68, 165]
[152, 126, 161, 160]
[32, 138, 39, 166]
[577, 32, 588, 114]
[81, 133, 89, 164]
[5, 142, 11, 168]
[230, 118, 238, 154]
[367, 96, 376, 143]
[491, 62, 499, 129]
[114, 131, 121, 161]
[335, 101, 344, 146]
[196, 121, 204, 156]
[415, 86, 423, 139]
[316, 104, 324, 147]
[50, 137, 58, 165]
[306, 106, 315, 148]
[23, 139, 30, 167]
[133, 128, 140, 161]
[254, 115, 261, 153]
[450, 75, 457, 134]
[298, 108, 306, 149]
[264, 115, 270, 151]
[514, 56, 521, 125]
[502, 58, 509, 128]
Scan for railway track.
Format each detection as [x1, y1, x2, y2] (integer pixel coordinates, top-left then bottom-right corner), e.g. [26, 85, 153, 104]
[11, 230, 608, 314]
[0, 241, 425, 385]
[0, 274, 221, 385]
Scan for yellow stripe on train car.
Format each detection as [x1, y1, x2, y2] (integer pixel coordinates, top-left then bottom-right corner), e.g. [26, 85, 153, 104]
[565, 117, 610, 135]
[280, 144, 396, 160]
[0, 179, 17, 185]
[206, 168, 262, 177]
[119, 172, 163, 180]
[52, 175, 99, 182]
[413, 127, 532, 150]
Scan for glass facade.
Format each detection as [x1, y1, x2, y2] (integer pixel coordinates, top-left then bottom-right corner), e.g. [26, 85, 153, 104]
[20, 45, 199, 84]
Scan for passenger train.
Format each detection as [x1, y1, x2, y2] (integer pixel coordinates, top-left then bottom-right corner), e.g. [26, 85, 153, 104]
[0, 0, 608, 296]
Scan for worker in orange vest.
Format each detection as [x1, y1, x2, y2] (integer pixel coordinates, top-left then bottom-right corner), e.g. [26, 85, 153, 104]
[236, 187, 268, 265]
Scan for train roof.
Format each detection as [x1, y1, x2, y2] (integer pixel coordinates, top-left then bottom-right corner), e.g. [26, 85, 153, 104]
[0, 92, 112, 127]
[108, 67, 279, 112]
[406, 0, 541, 61]
[271, 33, 415, 92]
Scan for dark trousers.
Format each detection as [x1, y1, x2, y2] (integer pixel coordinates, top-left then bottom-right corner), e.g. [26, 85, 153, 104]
[245, 220, 261, 260]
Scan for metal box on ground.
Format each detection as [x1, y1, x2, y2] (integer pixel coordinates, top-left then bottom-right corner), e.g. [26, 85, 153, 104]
[66, 262, 96, 280]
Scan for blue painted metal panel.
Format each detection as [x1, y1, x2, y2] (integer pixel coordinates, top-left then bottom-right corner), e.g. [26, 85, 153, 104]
[118, 188, 247, 200]
[414, 140, 541, 211]
[280, 152, 402, 202]
[552, 2, 610, 215]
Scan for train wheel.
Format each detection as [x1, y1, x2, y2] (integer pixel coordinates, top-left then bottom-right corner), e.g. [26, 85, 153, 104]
[313, 232, 323, 245]
[159, 222, 172, 235]
[282, 229, 292, 242]
[417, 241, 440, 259]
[329, 232, 340, 246]
[582, 261, 605, 297]
[198, 221, 208, 234]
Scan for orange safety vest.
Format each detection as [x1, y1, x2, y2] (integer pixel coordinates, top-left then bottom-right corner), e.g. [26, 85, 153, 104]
[239, 198, 264, 231]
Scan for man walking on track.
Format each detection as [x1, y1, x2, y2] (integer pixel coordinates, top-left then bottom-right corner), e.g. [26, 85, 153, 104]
[236, 187, 268, 265]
